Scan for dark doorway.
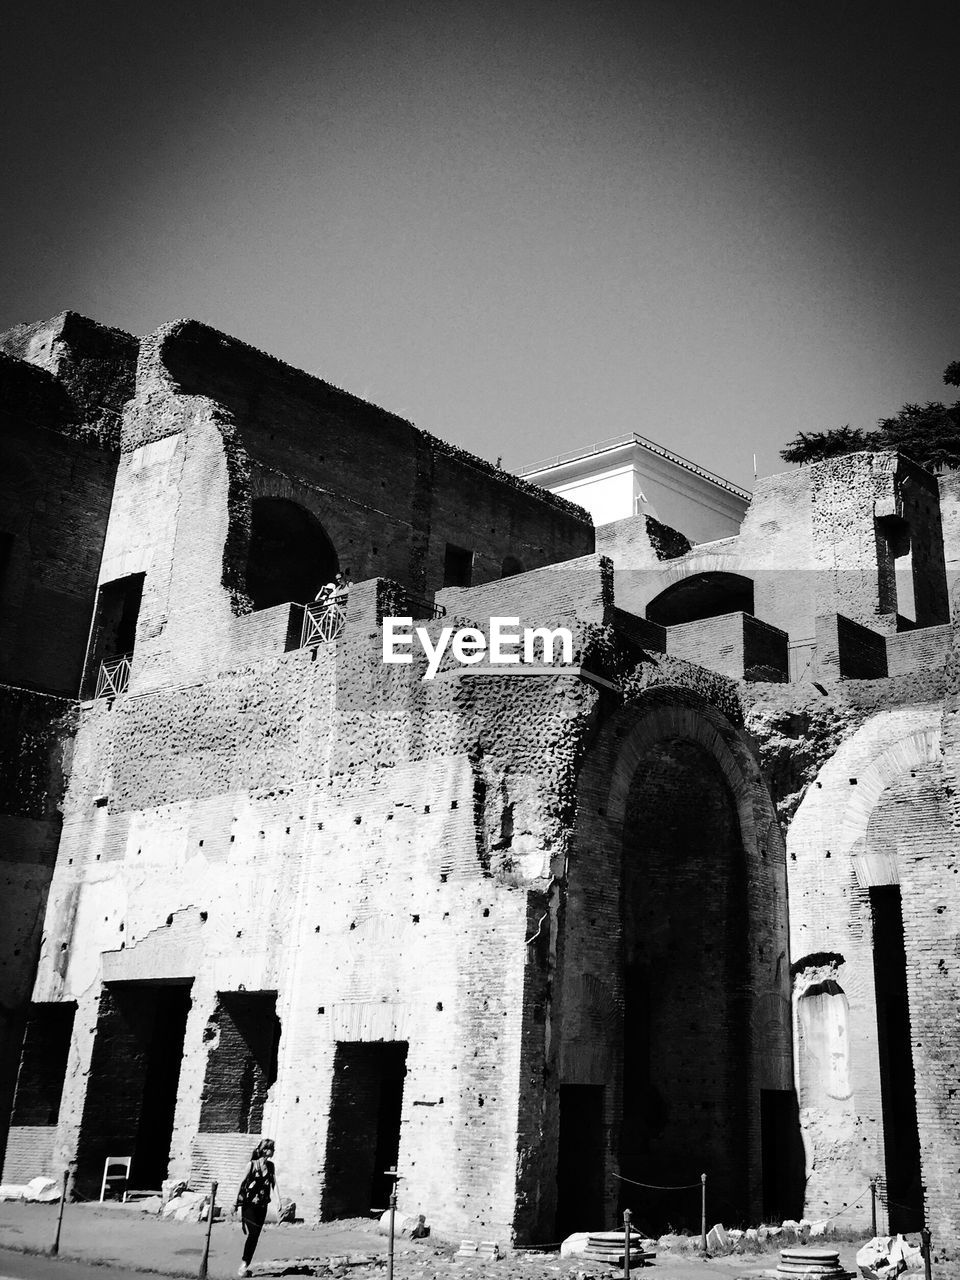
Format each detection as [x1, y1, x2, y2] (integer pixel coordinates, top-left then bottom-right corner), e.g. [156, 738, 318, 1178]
[870, 887, 923, 1231]
[443, 543, 473, 588]
[320, 1042, 408, 1219]
[760, 1089, 805, 1221]
[246, 498, 338, 610]
[11, 1002, 76, 1126]
[75, 982, 192, 1196]
[620, 738, 750, 1231]
[556, 1085, 605, 1236]
[199, 992, 281, 1134]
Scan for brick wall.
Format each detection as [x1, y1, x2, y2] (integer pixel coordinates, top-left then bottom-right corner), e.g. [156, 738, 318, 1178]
[0, 418, 117, 696]
[152, 319, 594, 599]
[814, 614, 888, 680]
[786, 702, 959, 1241]
[199, 993, 278, 1135]
[885, 624, 952, 677]
[664, 611, 788, 682]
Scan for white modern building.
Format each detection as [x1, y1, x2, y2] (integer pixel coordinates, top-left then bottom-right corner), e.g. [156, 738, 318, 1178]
[519, 433, 752, 543]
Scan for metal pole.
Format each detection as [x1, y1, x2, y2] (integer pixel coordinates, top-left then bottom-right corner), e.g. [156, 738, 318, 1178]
[386, 1168, 400, 1280]
[51, 1169, 68, 1256]
[700, 1174, 707, 1253]
[870, 1179, 877, 1237]
[198, 1180, 218, 1280]
[623, 1208, 632, 1280]
[921, 1227, 932, 1280]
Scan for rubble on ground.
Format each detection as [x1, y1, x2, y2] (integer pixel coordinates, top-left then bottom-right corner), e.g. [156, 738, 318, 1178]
[856, 1235, 923, 1279]
[0, 1176, 61, 1202]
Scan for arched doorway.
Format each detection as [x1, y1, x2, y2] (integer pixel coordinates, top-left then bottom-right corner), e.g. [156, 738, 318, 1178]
[620, 737, 750, 1228]
[646, 572, 754, 626]
[245, 498, 338, 611]
[553, 694, 793, 1241]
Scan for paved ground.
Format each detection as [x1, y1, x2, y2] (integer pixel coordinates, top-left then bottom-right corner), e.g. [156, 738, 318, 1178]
[0, 1201, 876, 1280]
[0, 1244, 171, 1280]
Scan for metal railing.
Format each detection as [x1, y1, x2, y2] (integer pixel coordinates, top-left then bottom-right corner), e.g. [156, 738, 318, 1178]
[400, 595, 447, 621]
[95, 652, 133, 698]
[301, 601, 347, 647]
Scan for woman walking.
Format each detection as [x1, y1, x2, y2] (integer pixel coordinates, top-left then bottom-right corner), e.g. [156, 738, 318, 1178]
[235, 1139, 280, 1277]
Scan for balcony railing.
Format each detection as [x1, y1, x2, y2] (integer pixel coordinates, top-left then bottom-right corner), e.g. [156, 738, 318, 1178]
[95, 652, 133, 698]
[401, 595, 447, 621]
[301, 601, 347, 647]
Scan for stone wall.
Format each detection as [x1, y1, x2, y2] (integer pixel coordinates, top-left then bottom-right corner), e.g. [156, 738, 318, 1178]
[6, 312, 960, 1253]
[0, 371, 119, 697]
[0, 685, 75, 1174]
[786, 702, 958, 1240]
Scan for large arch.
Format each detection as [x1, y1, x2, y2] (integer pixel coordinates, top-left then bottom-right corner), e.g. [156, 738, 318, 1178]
[244, 497, 339, 611]
[646, 571, 755, 626]
[787, 705, 949, 1235]
[552, 690, 795, 1236]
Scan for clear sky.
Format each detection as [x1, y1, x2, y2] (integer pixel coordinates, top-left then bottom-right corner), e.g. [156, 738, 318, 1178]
[2, 0, 957, 489]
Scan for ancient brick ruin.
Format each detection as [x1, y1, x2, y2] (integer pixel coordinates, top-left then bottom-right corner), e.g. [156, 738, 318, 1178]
[1, 312, 958, 1251]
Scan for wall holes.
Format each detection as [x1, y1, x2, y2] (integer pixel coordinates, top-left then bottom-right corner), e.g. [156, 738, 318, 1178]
[450, 800, 458, 810]
[412, 914, 420, 924]
[849, 778, 858, 785]
[424, 805, 430, 814]
[482, 908, 490, 917]
[199, 911, 208, 923]
[436, 1002, 443, 1011]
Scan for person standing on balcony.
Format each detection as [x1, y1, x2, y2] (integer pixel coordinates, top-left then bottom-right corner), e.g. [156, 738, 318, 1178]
[315, 571, 350, 606]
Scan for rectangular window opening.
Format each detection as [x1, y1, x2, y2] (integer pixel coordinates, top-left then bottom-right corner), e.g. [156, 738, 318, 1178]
[82, 572, 145, 697]
[443, 544, 474, 588]
[875, 515, 915, 627]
